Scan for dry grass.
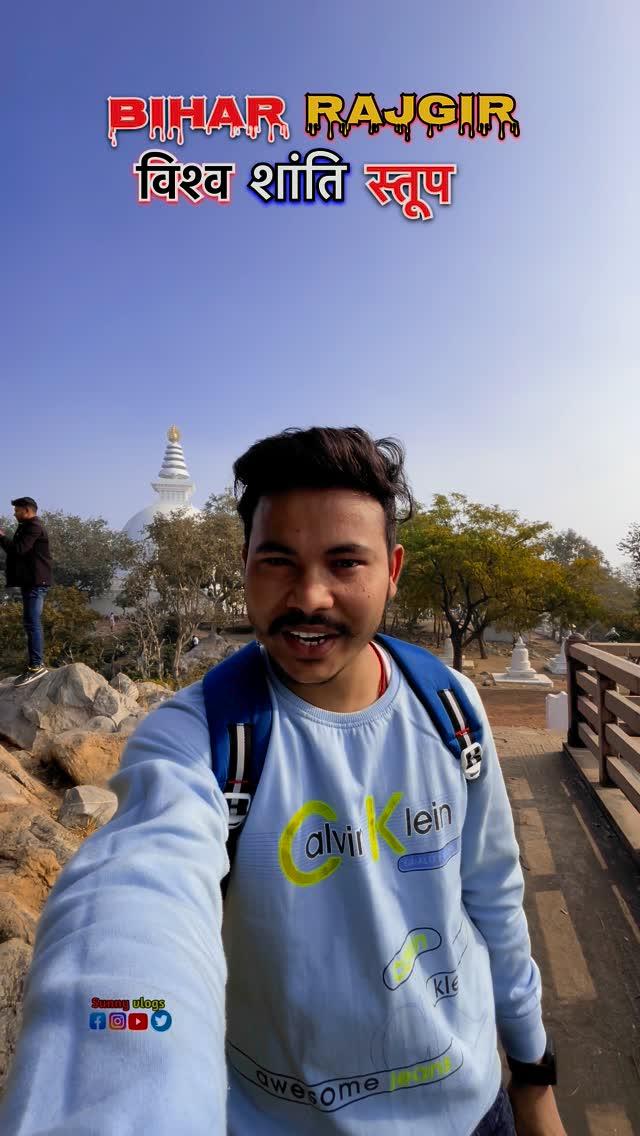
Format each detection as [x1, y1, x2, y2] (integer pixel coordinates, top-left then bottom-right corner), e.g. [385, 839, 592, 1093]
[70, 816, 102, 840]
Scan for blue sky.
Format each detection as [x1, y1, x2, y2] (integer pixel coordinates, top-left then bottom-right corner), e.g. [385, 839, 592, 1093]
[2, 1, 638, 564]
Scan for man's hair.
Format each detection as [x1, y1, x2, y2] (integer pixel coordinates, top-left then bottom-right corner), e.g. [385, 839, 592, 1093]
[233, 426, 414, 555]
[11, 496, 37, 511]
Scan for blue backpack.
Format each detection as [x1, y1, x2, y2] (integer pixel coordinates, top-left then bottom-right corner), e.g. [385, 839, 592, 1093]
[202, 634, 484, 891]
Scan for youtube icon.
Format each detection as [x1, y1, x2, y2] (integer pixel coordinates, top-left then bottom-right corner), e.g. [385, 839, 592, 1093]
[128, 1012, 148, 1031]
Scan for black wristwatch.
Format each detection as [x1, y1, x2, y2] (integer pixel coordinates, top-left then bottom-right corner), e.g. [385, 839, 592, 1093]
[507, 1034, 557, 1086]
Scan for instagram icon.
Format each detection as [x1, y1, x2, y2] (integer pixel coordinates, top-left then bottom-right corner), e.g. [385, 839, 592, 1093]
[109, 1012, 127, 1030]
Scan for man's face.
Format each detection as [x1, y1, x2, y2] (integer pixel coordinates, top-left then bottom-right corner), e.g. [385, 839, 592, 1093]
[13, 506, 34, 523]
[243, 488, 404, 692]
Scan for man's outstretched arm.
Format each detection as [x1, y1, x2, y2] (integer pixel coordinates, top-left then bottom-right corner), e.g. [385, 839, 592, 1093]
[0, 682, 230, 1136]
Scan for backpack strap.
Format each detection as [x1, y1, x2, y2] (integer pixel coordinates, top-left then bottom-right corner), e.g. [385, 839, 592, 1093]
[375, 633, 484, 781]
[201, 641, 272, 893]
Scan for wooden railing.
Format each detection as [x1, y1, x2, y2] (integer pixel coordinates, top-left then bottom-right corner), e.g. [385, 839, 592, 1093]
[566, 636, 640, 813]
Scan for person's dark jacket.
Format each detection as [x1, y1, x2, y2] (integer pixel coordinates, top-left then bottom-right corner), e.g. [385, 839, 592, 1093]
[0, 518, 53, 588]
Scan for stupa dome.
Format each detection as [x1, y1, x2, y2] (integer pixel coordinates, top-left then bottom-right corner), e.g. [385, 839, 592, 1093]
[122, 426, 200, 543]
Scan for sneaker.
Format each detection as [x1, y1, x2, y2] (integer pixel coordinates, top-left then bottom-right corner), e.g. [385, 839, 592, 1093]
[14, 665, 48, 687]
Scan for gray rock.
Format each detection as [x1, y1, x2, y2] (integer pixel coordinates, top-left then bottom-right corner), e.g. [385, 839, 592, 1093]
[110, 673, 139, 701]
[0, 938, 33, 1094]
[0, 895, 37, 947]
[0, 746, 51, 802]
[178, 636, 238, 674]
[0, 664, 129, 754]
[0, 771, 27, 807]
[92, 685, 124, 720]
[117, 714, 143, 737]
[87, 715, 117, 733]
[0, 805, 80, 907]
[136, 681, 172, 708]
[58, 785, 118, 830]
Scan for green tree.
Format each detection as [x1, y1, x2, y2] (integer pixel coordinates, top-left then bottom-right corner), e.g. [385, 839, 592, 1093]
[131, 511, 223, 679]
[116, 559, 168, 679]
[543, 528, 608, 639]
[588, 563, 639, 640]
[42, 511, 137, 597]
[619, 524, 640, 586]
[397, 494, 554, 670]
[538, 558, 604, 639]
[202, 488, 245, 622]
[544, 528, 605, 567]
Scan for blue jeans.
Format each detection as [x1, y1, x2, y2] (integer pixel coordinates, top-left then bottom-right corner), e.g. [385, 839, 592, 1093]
[472, 1086, 516, 1135]
[21, 586, 48, 668]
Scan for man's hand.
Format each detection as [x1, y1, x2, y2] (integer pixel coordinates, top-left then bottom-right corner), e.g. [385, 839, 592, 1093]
[508, 1082, 567, 1135]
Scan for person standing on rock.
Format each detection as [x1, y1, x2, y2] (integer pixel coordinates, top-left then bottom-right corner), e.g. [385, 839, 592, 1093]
[0, 497, 52, 686]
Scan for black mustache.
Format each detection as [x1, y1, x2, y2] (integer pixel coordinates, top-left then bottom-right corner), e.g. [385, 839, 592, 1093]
[270, 615, 348, 636]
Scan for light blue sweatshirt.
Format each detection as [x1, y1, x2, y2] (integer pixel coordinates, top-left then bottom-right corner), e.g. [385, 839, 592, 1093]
[0, 649, 546, 1135]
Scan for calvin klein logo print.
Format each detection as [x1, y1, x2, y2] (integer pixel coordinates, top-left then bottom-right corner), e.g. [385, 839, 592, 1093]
[425, 921, 469, 1005]
[427, 970, 459, 1005]
[278, 794, 454, 888]
[382, 927, 442, 990]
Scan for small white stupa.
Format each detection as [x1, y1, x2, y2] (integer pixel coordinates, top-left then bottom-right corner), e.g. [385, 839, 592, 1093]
[493, 637, 552, 687]
[545, 637, 568, 675]
[122, 425, 200, 543]
[439, 636, 475, 673]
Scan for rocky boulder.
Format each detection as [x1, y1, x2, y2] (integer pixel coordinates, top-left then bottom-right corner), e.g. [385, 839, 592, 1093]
[117, 714, 144, 737]
[0, 805, 80, 913]
[0, 793, 84, 1093]
[0, 938, 33, 1092]
[110, 673, 139, 702]
[0, 745, 56, 807]
[135, 681, 172, 710]
[178, 634, 239, 674]
[0, 772, 29, 808]
[86, 715, 117, 733]
[0, 664, 130, 754]
[48, 730, 127, 787]
[0, 663, 175, 1091]
[0, 895, 38, 947]
[58, 785, 118, 830]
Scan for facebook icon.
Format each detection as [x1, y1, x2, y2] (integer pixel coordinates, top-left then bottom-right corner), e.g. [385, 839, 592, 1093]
[89, 1012, 107, 1030]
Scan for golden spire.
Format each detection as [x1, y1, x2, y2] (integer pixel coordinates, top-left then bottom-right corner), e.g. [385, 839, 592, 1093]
[167, 425, 181, 443]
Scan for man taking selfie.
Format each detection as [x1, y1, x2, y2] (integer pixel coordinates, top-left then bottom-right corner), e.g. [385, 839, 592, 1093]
[0, 428, 565, 1135]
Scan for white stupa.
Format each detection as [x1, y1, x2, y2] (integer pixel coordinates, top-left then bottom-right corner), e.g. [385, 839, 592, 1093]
[92, 426, 200, 615]
[439, 636, 474, 673]
[122, 425, 200, 543]
[545, 637, 568, 675]
[493, 637, 552, 687]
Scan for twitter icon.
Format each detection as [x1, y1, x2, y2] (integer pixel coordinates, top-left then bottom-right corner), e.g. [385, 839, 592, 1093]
[89, 1012, 106, 1030]
[150, 1010, 172, 1032]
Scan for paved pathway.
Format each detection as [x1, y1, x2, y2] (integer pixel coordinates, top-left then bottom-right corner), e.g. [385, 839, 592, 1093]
[496, 728, 640, 1136]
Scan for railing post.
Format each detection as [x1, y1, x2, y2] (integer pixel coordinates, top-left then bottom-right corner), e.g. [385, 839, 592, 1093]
[596, 674, 616, 786]
[566, 632, 587, 747]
